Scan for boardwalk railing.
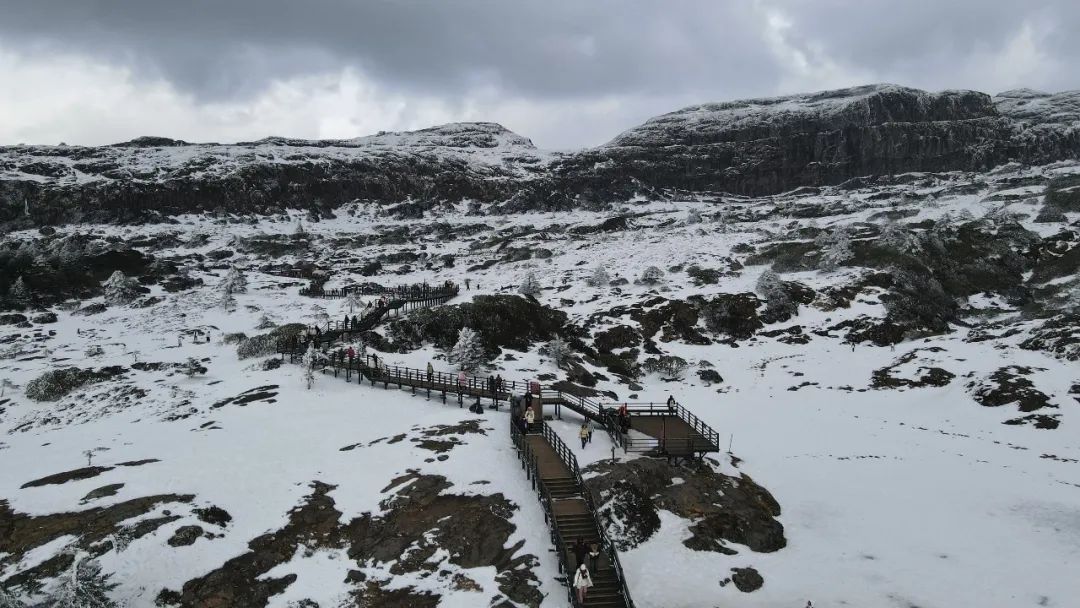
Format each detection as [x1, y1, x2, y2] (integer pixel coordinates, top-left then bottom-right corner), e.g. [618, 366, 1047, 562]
[300, 282, 459, 300]
[540, 389, 720, 456]
[536, 422, 635, 608]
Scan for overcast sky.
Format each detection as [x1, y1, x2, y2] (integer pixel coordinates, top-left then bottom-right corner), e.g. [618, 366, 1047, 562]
[0, 0, 1077, 149]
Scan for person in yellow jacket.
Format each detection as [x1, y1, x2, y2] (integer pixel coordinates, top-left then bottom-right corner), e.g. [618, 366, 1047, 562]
[579, 423, 589, 449]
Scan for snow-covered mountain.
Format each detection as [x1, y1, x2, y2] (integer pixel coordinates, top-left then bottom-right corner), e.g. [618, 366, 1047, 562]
[3, 84, 1080, 226]
[0, 85, 1079, 608]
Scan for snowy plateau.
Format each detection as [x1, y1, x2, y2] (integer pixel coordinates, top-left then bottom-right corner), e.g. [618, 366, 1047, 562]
[0, 84, 1078, 608]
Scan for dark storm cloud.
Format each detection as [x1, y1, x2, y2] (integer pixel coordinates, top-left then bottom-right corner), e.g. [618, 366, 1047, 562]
[0, 0, 781, 101]
[2, 0, 1080, 148]
[763, 0, 1080, 92]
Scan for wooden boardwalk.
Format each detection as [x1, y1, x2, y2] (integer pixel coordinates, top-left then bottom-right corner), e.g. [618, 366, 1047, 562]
[274, 279, 734, 607]
[514, 424, 632, 607]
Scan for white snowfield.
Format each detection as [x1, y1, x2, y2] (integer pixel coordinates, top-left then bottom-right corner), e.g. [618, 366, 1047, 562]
[1, 160, 1079, 607]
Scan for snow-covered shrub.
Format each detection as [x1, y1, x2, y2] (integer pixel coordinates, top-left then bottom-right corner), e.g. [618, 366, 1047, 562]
[519, 272, 541, 297]
[880, 221, 917, 253]
[642, 355, 688, 380]
[236, 323, 307, 359]
[755, 269, 796, 320]
[0, 584, 27, 607]
[181, 357, 207, 377]
[7, 276, 29, 309]
[638, 266, 665, 285]
[1062, 282, 1080, 312]
[686, 208, 702, 225]
[815, 227, 853, 271]
[255, 314, 276, 330]
[48, 553, 118, 608]
[84, 345, 105, 358]
[102, 270, 138, 306]
[884, 266, 958, 333]
[222, 332, 247, 345]
[25, 367, 120, 402]
[542, 336, 573, 367]
[585, 266, 610, 287]
[686, 265, 721, 286]
[448, 327, 484, 372]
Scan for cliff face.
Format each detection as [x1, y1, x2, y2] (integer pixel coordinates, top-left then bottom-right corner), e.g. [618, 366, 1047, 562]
[2, 84, 1079, 225]
[555, 84, 1077, 198]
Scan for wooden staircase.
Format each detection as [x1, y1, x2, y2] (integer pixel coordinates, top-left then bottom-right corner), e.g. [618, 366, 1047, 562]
[513, 422, 635, 608]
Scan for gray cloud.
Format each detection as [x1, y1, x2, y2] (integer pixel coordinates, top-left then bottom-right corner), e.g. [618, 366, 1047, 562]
[1, 0, 1079, 148]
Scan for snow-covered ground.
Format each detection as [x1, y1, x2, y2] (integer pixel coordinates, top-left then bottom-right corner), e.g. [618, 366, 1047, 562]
[1, 160, 1079, 607]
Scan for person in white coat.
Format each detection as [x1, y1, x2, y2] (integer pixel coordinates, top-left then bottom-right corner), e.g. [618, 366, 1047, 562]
[573, 563, 592, 604]
[524, 405, 536, 430]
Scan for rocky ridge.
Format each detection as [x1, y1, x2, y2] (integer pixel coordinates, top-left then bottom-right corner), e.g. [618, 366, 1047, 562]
[3, 84, 1079, 225]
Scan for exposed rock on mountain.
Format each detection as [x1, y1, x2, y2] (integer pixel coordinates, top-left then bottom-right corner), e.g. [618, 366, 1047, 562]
[3, 84, 1079, 225]
[562, 84, 1079, 198]
[0, 122, 549, 226]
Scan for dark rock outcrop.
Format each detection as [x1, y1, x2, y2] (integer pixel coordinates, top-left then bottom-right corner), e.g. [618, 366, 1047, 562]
[584, 458, 785, 555]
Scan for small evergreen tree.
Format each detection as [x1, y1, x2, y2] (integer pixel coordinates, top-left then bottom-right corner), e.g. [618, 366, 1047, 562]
[448, 327, 484, 372]
[301, 341, 319, 390]
[543, 337, 572, 368]
[585, 266, 610, 287]
[7, 276, 30, 309]
[519, 272, 541, 297]
[219, 290, 237, 311]
[219, 266, 247, 295]
[344, 290, 363, 313]
[102, 271, 138, 306]
[49, 553, 118, 608]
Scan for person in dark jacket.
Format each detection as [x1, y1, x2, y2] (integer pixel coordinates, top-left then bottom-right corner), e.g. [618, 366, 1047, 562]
[573, 537, 588, 570]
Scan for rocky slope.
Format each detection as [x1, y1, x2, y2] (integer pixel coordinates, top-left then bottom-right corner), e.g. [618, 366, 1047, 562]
[0, 122, 552, 225]
[2, 84, 1079, 225]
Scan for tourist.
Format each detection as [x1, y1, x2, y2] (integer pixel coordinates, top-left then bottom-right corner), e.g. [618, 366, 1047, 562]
[588, 542, 600, 573]
[346, 346, 355, 361]
[465, 278, 471, 290]
[457, 370, 466, 393]
[579, 424, 589, 449]
[573, 564, 592, 604]
[667, 394, 676, 413]
[524, 405, 535, 430]
[426, 361, 434, 383]
[573, 537, 588, 569]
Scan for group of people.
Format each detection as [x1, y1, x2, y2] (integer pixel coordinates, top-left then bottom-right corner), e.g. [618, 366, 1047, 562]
[571, 538, 601, 604]
[513, 402, 536, 433]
